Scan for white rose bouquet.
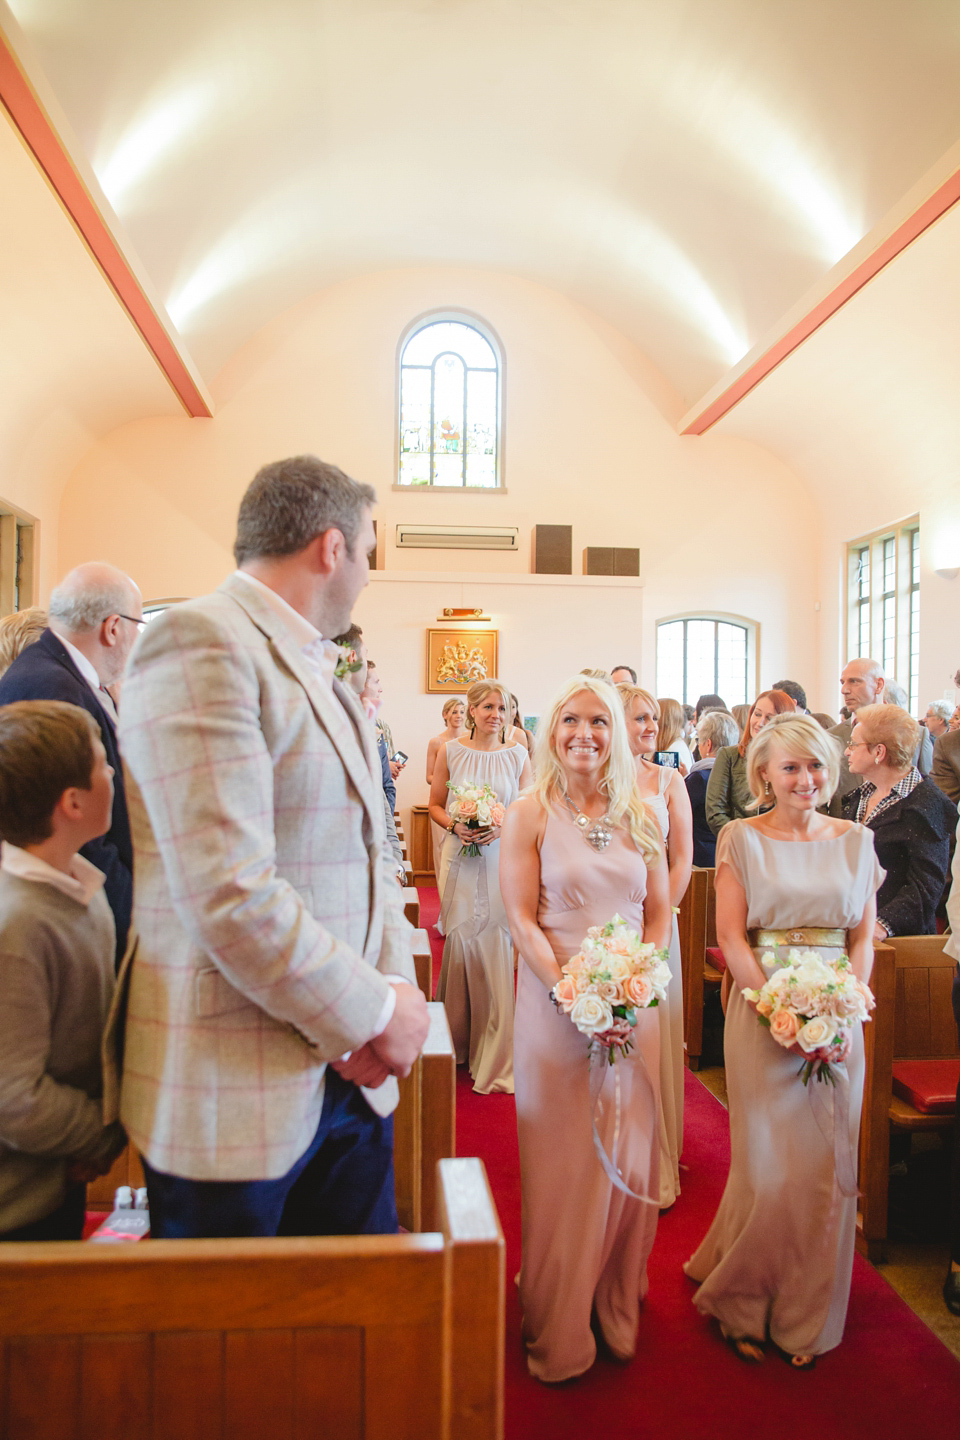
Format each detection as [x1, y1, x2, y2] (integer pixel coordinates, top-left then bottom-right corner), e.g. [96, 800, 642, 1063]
[741, 948, 875, 1085]
[550, 914, 671, 1064]
[446, 780, 506, 857]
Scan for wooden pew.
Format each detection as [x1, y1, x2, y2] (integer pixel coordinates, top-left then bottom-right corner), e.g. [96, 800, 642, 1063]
[678, 867, 723, 1070]
[0, 1157, 504, 1440]
[395, 1004, 457, 1233]
[857, 935, 959, 1261]
[410, 803, 436, 884]
[91, 1004, 456, 1237]
[412, 926, 434, 1000]
[403, 886, 421, 928]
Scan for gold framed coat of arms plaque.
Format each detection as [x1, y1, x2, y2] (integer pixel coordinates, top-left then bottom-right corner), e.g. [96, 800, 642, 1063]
[426, 629, 499, 693]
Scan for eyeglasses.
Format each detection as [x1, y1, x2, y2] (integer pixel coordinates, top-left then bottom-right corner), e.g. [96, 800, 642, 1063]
[116, 614, 146, 631]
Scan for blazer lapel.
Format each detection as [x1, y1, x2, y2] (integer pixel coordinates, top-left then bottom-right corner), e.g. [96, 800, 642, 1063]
[221, 577, 380, 832]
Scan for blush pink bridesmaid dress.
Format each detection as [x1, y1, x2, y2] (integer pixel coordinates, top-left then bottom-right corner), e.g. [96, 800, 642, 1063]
[513, 808, 661, 1382]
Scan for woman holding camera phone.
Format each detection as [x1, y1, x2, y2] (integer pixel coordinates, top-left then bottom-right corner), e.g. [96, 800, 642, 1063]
[618, 685, 693, 1207]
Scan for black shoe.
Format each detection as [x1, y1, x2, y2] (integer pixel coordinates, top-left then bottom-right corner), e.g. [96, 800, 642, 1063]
[944, 1268, 960, 1317]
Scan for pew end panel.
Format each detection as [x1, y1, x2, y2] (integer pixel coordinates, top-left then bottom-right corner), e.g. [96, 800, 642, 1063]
[437, 1158, 505, 1440]
[856, 934, 959, 1262]
[0, 1157, 504, 1440]
[679, 868, 719, 1071]
[395, 1002, 456, 1232]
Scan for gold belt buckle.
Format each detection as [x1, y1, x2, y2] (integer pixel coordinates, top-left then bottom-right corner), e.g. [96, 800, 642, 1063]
[785, 929, 807, 944]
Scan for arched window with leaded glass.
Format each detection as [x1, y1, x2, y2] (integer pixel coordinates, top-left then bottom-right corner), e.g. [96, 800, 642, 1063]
[397, 316, 502, 488]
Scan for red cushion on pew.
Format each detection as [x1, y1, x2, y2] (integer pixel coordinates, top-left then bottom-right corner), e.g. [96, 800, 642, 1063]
[891, 1059, 960, 1115]
[705, 946, 727, 973]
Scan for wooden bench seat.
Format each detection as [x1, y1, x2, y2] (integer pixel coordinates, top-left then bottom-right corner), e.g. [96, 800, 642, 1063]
[412, 926, 434, 1000]
[1, 1157, 503, 1440]
[857, 935, 959, 1260]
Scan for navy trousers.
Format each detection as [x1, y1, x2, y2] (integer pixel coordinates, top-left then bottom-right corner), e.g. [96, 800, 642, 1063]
[141, 1070, 397, 1239]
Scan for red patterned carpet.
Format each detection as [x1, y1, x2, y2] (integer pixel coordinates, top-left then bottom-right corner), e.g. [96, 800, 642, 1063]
[418, 883, 960, 1439]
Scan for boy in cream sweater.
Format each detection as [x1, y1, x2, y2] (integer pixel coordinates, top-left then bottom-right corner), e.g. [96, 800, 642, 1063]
[0, 700, 124, 1240]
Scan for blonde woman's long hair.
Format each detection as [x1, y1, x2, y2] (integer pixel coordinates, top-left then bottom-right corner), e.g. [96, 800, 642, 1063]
[531, 675, 662, 865]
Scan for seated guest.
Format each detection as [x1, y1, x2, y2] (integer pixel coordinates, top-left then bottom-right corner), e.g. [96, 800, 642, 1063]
[685, 710, 740, 866]
[884, 678, 932, 774]
[925, 700, 952, 741]
[361, 661, 405, 878]
[705, 689, 797, 835]
[611, 664, 637, 685]
[843, 703, 957, 938]
[695, 693, 729, 721]
[812, 712, 836, 730]
[0, 608, 46, 678]
[731, 702, 752, 733]
[0, 564, 141, 965]
[656, 697, 694, 775]
[773, 679, 808, 713]
[0, 701, 125, 1241]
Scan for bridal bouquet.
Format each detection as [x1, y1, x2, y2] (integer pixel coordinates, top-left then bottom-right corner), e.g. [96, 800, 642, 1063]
[742, 948, 875, 1085]
[446, 780, 506, 857]
[551, 914, 671, 1064]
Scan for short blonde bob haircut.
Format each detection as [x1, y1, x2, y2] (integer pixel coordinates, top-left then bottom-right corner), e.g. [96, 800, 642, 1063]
[854, 702, 922, 772]
[441, 696, 465, 720]
[531, 675, 662, 865]
[746, 713, 842, 805]
[464, 679, 512, 734]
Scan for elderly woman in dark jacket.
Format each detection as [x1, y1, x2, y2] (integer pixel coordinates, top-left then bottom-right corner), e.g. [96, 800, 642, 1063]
[842, 703, 957, 938]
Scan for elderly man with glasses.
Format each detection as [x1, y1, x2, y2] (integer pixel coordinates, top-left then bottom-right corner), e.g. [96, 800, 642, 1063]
[0, 563, 142, 963]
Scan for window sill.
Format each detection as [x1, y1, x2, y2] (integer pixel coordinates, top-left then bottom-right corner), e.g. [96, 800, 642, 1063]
[391, 484, 508, 494]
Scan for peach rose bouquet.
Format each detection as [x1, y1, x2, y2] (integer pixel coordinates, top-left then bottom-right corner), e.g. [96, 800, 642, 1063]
[550, 914, 671, 1064]
[742, 948, 875, 1086]
[446, 780, 506, 857]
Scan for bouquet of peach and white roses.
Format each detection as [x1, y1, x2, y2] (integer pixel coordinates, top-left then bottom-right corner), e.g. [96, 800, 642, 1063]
[446, 780, 506, 857]
[550, 915, 671, 1064]
[742, 948, 875, 1086]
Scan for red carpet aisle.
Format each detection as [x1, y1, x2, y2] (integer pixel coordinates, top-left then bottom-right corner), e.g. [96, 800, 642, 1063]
[419, 884, 960, 1439]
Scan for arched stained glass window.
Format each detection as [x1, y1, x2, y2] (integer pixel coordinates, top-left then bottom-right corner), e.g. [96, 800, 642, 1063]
[398, 317, 501, 488]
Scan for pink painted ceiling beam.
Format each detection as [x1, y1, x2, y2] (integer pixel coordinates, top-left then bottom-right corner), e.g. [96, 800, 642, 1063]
[682, 164, 960, 435]
[0, 33, 212, 419]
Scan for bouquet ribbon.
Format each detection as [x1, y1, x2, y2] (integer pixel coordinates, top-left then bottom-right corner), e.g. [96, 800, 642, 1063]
[588, 1041, 659, 1207]
[807, 1061, 859, 1198]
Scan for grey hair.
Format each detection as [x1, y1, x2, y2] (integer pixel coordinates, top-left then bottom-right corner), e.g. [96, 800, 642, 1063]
[48, 570, 135, 633]
[697, 709, 740, 752]
[928, 699, 953, 722]
[234, 455, 376, 564]
[883, 678, 908, 708]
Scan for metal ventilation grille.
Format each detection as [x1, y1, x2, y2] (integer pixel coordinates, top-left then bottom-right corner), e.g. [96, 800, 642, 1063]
[395, 525, 519, 551]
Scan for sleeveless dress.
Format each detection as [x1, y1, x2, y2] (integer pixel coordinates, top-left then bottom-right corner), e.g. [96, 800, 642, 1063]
[644, 763, 684, 1207]
[684, 821, 884, 1356]
[435, 740, 527, 1094]
[514, 810, 661, 1382]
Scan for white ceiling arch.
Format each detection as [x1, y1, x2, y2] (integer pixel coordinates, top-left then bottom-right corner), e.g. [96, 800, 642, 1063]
[4, 0, 960, 402]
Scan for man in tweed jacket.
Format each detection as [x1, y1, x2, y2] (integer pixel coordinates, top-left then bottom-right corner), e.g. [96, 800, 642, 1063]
[116, 456, 428, 1237]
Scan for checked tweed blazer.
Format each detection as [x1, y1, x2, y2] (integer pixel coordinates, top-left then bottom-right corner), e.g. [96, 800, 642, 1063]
[115, 574, 416, 1181]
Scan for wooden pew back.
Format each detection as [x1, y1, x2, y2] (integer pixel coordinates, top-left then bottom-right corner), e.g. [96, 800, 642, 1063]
[0, 1157, 503, 1440]
[889, 934, 958, 1059]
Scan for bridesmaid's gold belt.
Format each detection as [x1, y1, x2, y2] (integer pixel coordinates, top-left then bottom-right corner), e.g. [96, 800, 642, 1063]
[748, 927, 846, 948]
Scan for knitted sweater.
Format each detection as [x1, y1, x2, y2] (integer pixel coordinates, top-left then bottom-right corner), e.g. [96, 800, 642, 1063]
[0, 872, 122, 1232]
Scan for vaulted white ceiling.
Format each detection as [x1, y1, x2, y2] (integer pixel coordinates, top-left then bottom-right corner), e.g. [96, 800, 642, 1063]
[7, 0, 960, 402]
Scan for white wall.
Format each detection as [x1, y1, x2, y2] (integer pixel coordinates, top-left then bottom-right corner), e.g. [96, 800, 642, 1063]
[56, 266, 820, 712]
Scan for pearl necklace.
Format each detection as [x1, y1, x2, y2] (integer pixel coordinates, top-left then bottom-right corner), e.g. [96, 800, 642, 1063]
[563, 795, 616, 851]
